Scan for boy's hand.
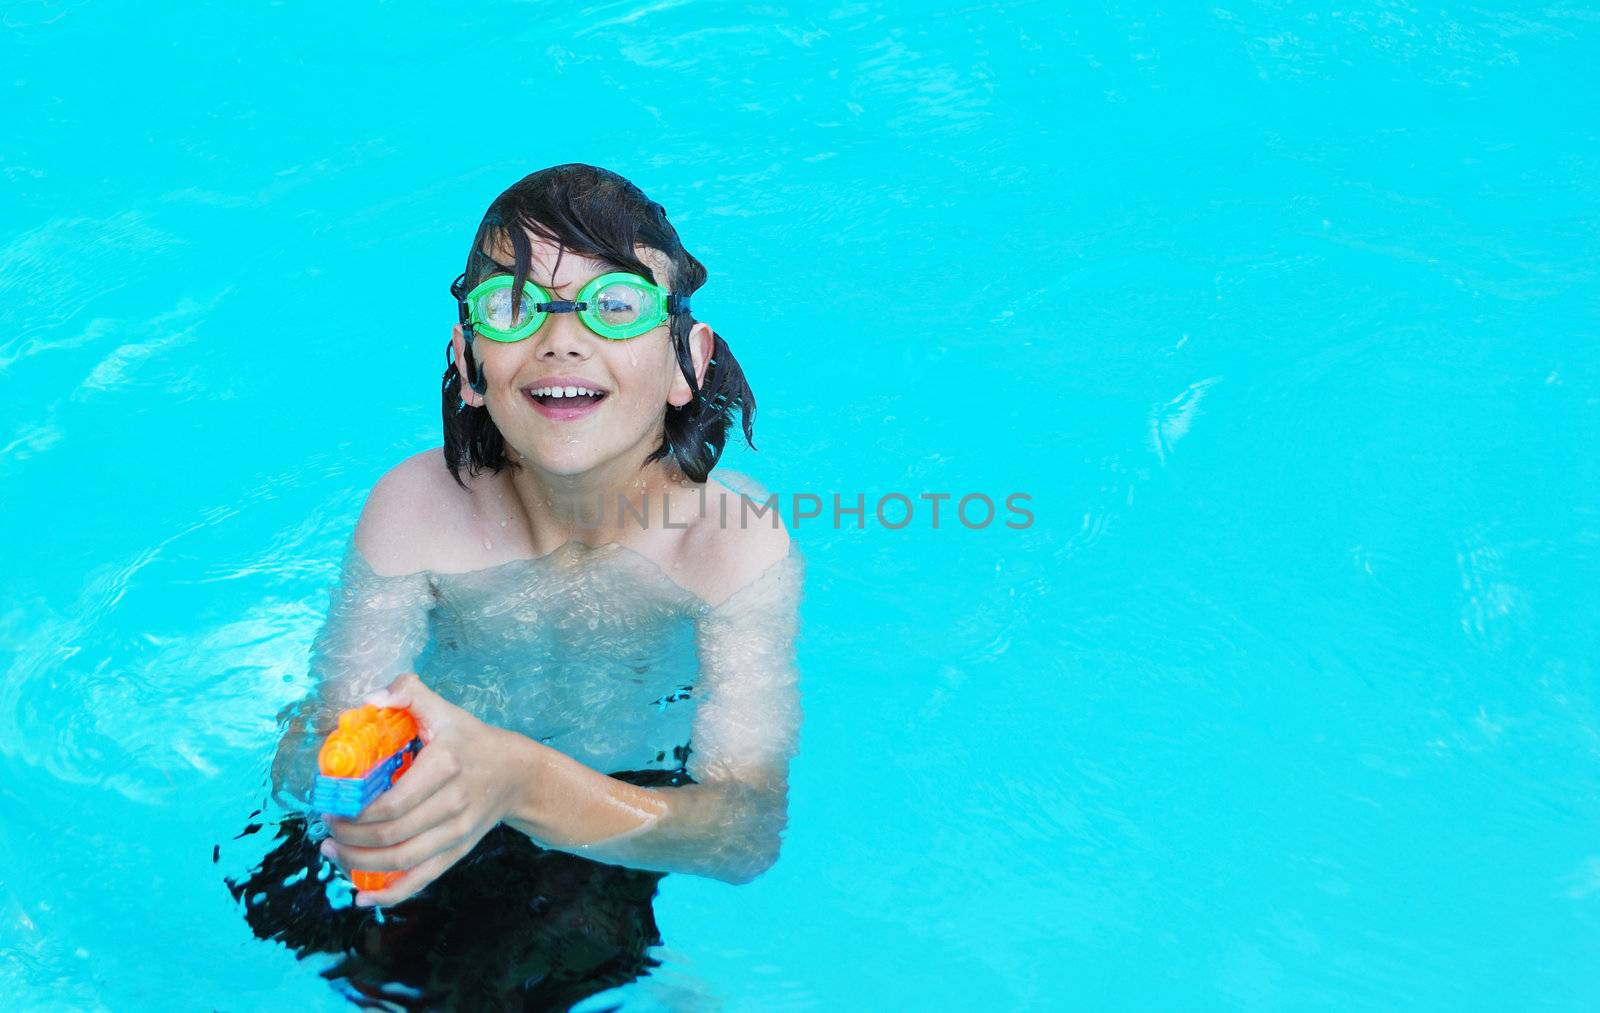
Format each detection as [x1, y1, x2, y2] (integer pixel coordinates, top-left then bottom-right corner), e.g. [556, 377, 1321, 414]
[318, 672, 532, 907]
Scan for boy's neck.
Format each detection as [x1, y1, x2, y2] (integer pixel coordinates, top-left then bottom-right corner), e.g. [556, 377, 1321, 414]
[503, 446, 697, 556]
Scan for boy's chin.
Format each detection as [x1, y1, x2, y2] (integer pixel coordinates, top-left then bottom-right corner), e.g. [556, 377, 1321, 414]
[512, 442, 614, 478]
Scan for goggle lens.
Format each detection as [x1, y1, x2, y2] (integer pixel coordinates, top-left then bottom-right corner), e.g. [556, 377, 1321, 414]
[476, 286, 535, 333]
[590, 280, 659, 331]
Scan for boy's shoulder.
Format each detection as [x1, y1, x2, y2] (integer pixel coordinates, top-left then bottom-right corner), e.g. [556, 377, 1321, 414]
[353, 449, 478, 576]
[350, 453, 794, 603]
[675, 469, 793, 609]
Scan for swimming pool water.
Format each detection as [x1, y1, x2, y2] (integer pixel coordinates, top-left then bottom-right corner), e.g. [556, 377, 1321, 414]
[3, 1, 1597, 1008]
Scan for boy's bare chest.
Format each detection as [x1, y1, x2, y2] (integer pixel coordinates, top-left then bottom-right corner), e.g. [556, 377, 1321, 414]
[434, 482, 722, 604]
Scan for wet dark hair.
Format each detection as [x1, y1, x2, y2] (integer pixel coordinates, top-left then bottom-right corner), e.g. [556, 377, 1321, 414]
[442, 163, 756, 488]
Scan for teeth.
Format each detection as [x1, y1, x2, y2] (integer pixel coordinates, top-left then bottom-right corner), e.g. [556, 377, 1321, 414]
[529, 385, 604, 398]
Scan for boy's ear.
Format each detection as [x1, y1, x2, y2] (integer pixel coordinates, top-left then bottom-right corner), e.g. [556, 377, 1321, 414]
[451, 325, 485, 407]
[668, 322, 716, 408]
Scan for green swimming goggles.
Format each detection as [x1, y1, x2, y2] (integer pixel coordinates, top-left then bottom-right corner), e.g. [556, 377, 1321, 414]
[451, 270, 692, 342]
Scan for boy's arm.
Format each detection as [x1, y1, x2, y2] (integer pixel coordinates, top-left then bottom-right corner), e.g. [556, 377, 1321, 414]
[503, 744, 790, 886]
[508, 545, 805, 884]
[270, 460, 437, 807]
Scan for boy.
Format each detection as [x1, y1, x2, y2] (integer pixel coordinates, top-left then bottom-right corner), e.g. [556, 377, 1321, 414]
[241, 164, 803, 1009]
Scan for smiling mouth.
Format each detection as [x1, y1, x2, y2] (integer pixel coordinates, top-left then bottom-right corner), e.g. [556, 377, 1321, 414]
[522, 385, 609, 419]
[525, 386, 608, 407]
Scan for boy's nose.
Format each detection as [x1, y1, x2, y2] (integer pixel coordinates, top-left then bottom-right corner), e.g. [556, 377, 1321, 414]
[531, 307, 594, 359]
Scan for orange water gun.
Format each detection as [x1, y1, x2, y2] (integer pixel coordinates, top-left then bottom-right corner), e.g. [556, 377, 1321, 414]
[313, 704, 421, 891]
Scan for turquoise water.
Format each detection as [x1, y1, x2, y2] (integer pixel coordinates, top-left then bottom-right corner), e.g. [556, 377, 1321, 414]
[3, 1, 1597, 1008]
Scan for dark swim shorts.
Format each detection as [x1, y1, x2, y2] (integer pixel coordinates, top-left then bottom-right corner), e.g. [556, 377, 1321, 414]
[226, 769, 690, 1012]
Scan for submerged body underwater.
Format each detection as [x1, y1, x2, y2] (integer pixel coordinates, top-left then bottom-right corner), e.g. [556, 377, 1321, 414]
[226, 473, 805, 1008]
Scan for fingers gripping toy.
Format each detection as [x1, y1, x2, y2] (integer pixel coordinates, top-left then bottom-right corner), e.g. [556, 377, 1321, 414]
[314, 705, 421, 891]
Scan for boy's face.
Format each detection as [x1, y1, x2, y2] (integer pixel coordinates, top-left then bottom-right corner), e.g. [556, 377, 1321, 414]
[450, 232, 712, 481]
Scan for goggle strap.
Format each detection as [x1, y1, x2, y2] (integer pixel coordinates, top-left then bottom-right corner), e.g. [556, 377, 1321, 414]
[668, 293, 691, 315]
[451, 274, 471, 326]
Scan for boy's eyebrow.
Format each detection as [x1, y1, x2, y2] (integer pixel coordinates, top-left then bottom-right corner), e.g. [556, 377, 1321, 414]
[479, 256, 641, 290]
